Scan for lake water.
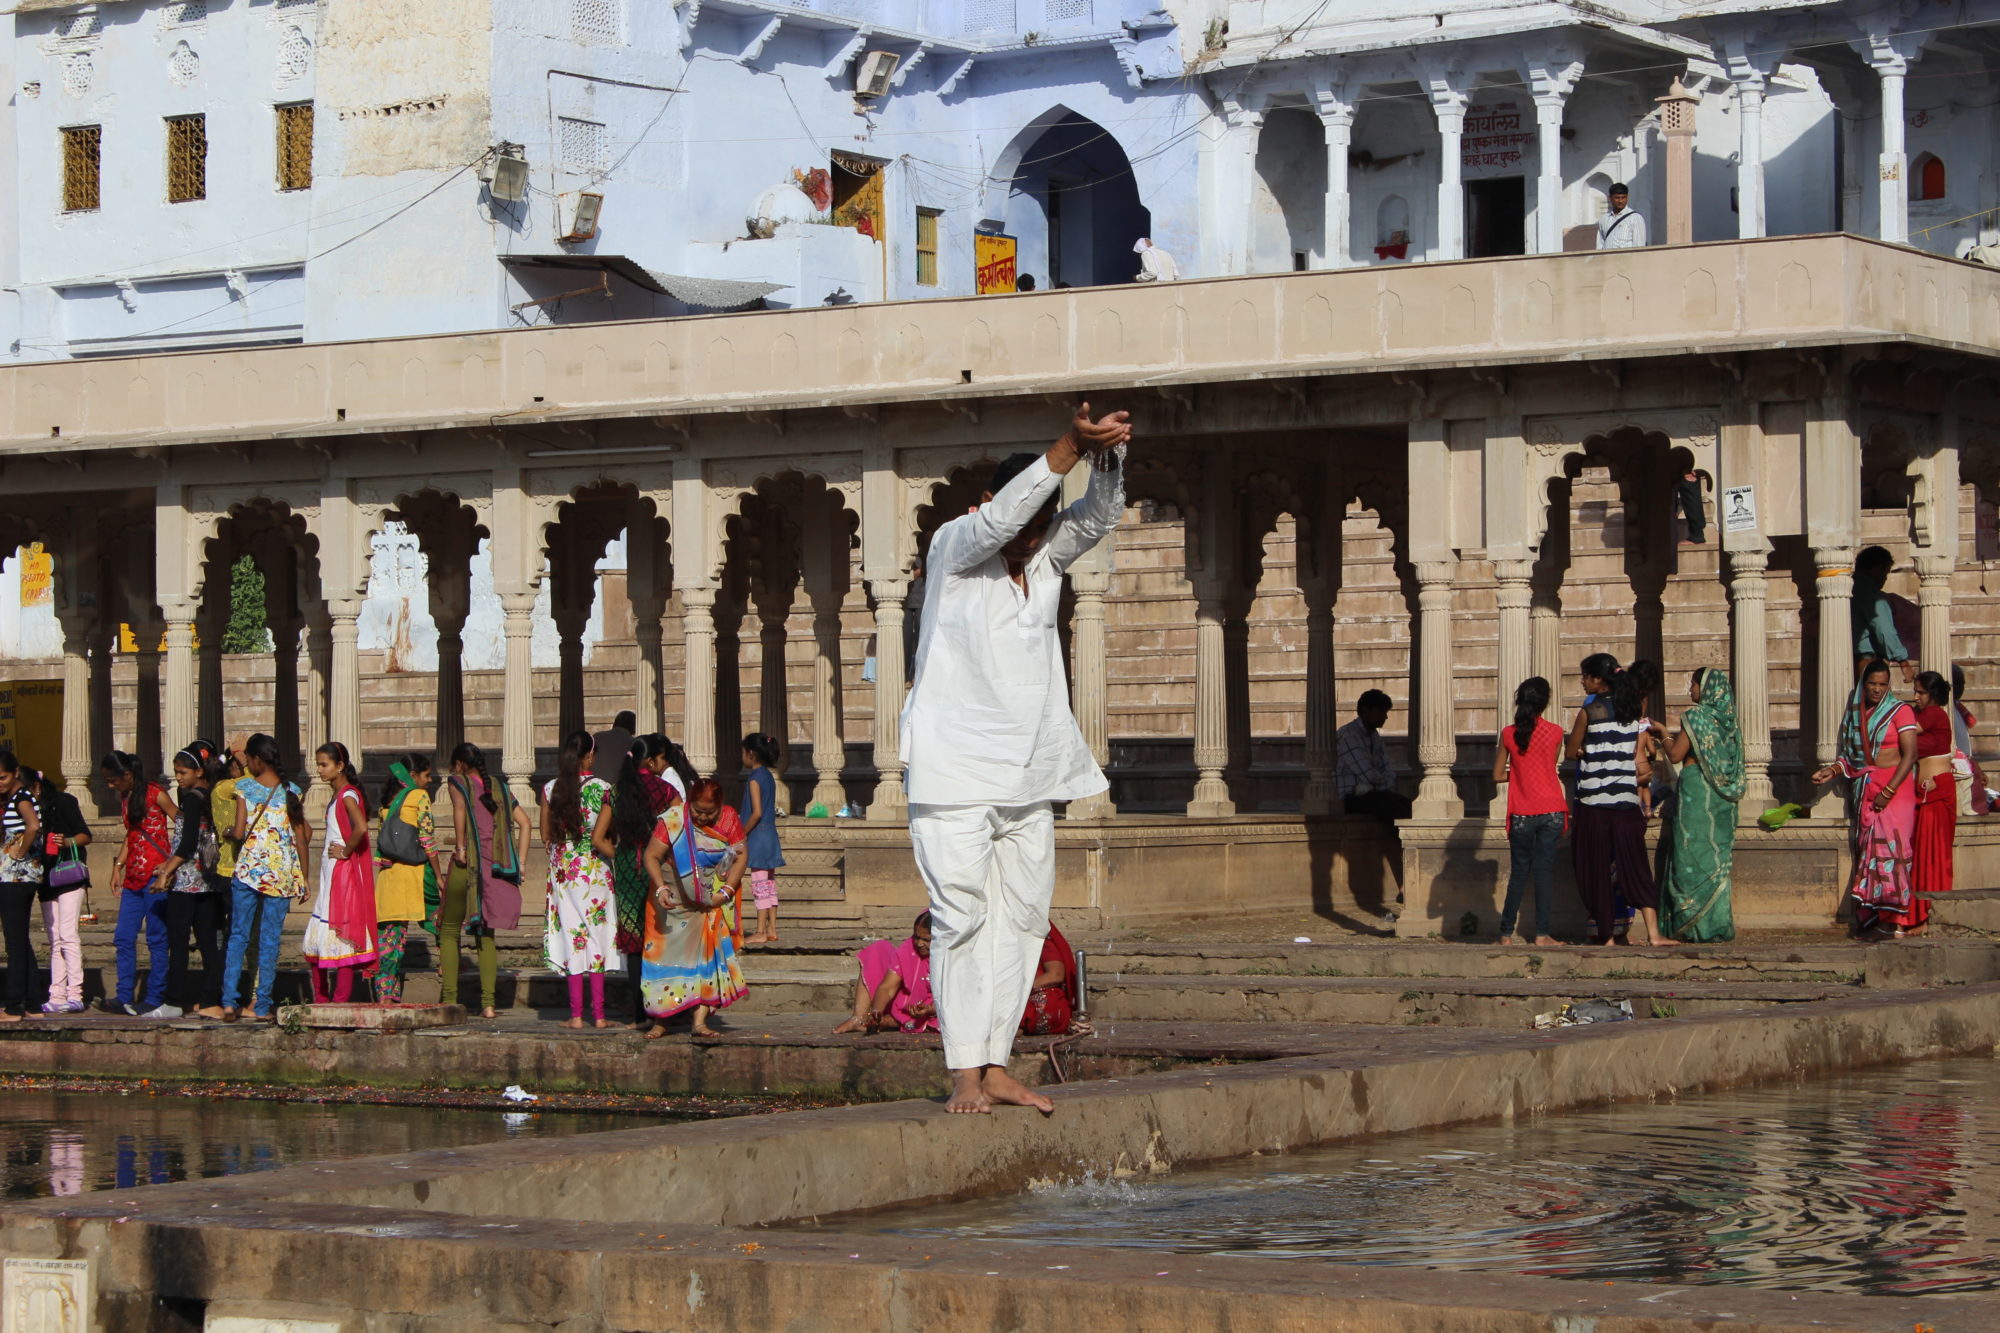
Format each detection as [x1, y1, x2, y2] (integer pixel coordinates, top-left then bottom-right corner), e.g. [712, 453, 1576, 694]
[0, 1089, 666, 1200]
[839, 1055, 2000, 1297]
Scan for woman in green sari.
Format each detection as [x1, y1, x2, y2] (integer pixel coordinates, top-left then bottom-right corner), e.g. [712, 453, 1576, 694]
[1658, 666, 1746, 943]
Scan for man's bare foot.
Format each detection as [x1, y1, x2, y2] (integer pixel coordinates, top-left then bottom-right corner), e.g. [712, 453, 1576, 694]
[833, 1015, 871, 1034]
[983, 1068, 1054, 1115]
[946, 1070, 992, 1114]
[563, 1016, 584, 1030]
[1533, 936, 1562, 948]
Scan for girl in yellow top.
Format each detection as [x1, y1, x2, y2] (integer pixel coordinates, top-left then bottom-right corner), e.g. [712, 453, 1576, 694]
[374, 755, 436, 1003]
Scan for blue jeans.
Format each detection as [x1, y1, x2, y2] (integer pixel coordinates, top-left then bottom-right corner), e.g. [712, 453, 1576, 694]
[222, 881, 292, 1016]
[1503, 813, 1563, 939]
[113, 889, 171, 1009]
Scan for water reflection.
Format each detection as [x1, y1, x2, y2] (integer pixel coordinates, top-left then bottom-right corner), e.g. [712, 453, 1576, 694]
[0, 1090, 662, 1200]
[852, 1057, 2000, 1296]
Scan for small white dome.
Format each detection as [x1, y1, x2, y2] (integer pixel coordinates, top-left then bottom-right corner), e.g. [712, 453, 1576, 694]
[747, 184, 819, 238]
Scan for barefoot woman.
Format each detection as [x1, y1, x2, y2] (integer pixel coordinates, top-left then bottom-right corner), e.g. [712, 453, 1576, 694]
[901, 402, 1131, 1114]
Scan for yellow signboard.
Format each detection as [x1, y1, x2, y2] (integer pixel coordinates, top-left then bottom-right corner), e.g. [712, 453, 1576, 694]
[975, 233, 1018, 295]
[0, 679, 62, 780]
[117, 625, 199, 652]
[17, 543, 52, 608]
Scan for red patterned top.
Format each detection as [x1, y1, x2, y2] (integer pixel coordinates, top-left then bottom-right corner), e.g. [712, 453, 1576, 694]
[1503, 718, 1569, 818]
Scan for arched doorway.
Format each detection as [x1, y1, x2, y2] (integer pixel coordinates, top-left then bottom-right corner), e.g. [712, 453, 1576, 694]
[1001, 110, 1152, 289]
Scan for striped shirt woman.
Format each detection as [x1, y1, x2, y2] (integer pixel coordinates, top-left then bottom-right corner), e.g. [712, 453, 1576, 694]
[1566, 657, 1668, 946]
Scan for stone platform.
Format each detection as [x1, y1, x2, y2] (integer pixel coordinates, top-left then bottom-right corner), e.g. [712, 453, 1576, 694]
[5, 983, 2000, 1331]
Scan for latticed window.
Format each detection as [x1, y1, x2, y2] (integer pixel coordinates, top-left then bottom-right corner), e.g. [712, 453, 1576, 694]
[276, 103, 314, 191]
[571, 0, 619, 44]
[163, 1, 207, 27]
[1046, 0, 1092, 22]
[915, 208, 940, 286]
[964, 0, 1016, 33]
[559, 116, 606, 173]
[166, 114, 207, 203]
[61, 125, 101, 213]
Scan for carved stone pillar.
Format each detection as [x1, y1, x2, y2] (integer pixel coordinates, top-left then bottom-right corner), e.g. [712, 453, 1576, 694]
[1426, 79, 1468, 261]
[160, 598, 197, 757]
[626, 518, 665, 734]
[554, 604, 588, 745]
[1300, 594, 1338, 816]
[57, 612, 95, 795]
[500, 591, 537, 805]
[808, 603, 846, 812]
[1187, 595, 1234, 817]
[1222, 599, 1254, 810]
[271, 618, 303, 772]
[757, 609, 791, 812]
[1412, 561, 1462, 818]
[1813, 546, 1856, 815]
[681, 587, 719, 779]
[868, 577, 910, 821]
[1066, 565, 1113, 819]
[1729, 549, 1775, 814]
[132, 618, 164, 776]
[1494, 560, 1534, 708]
[434, 616, 468, 760]
[1315, 99, 1354, 268]
[196, 581, 227, 744]
[87, 619, 114, 809]
[1917, 555, 1954, 677]
[328, 598, 363, 768]
[304, 610, 331, 760]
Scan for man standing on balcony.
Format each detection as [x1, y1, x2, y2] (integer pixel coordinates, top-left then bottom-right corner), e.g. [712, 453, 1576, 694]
[902, 402, 1132, 1116]
[1597, 184, 1649, 249]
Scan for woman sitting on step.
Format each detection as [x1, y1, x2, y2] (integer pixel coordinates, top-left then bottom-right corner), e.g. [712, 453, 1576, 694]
[833, 912, 936, 1034]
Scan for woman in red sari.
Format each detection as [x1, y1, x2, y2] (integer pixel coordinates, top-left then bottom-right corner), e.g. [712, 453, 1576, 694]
[1813, 659, 1920, 939]
[1912, 671, 1958, 907]
[1019, 922, 1080, 1036]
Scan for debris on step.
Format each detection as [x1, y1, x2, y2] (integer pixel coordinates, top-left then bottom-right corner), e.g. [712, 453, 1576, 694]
[1533, 999, 1635, 1029]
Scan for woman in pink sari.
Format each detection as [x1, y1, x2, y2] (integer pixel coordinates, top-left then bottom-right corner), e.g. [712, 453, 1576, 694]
[833, 912, 935, 1033]
[1813, 659, 1920, 939]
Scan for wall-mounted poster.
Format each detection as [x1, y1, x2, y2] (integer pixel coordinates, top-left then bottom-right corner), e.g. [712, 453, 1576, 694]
[975, 233, 1018, 294]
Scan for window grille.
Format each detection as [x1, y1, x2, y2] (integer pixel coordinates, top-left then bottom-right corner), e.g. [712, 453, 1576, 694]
[60, 52, 92, 99]
[168, 41, 200, 85]
[277, 26, 312, 82]
[1045, 0, 1091, 22]
[559, 116, 607, 173]
[57, 13, 100, 41]
[61, 125, 101, 213]
[166, 114, 207, 203]
[164, 1, 207, 27]
[964, 0, 1015, 33]
[915, 208, 941, 286]
[571, 0, 619, 44]
[277, 103, 314, 191]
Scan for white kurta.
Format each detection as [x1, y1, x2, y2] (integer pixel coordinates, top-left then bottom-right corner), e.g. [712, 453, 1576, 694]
[903, 448, 1123, 1068]
[1596, 208, 1648, 249]
[902, 450, 1123, 806]
[1135, 247, 1180, 281]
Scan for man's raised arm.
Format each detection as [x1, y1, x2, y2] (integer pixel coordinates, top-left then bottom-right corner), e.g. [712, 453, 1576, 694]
[932, 404, 1131, 574]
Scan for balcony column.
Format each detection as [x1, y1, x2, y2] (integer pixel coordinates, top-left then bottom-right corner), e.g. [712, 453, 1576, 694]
[1857, 34, 1923, 246]
[868, 577, 910, 822]
[1312, 89, 1355, 268]
[1729, 549, 1775, 815]
[1528, 58, 1582, 254]
[1217, 100, 1265, 274]
[1736, 73, 1766, 240]
[1424, 72, 1468, 261]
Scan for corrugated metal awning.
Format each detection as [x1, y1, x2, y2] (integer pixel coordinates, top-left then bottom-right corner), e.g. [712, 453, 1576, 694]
[501, 255, 783, 310]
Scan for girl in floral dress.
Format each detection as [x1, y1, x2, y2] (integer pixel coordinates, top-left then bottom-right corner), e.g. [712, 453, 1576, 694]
[541, 730, 616, 1029]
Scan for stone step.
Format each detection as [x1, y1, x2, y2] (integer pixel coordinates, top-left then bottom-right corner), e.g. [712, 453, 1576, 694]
[1081, 974, 1857, 1027]
[1923, 888, 2000, 936]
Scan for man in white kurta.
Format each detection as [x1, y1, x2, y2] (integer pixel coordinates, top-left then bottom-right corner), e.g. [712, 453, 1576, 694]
[1596, 184, 1648, 249]
[902, 404, 1131, 1114]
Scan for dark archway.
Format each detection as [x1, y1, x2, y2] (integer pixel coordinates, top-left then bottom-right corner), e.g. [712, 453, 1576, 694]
[1002, 111, 1152, 289]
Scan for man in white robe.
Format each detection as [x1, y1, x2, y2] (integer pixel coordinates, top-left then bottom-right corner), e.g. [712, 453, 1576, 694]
[901, 403, 1132, 1114]
[1133, 237, 1179, 281]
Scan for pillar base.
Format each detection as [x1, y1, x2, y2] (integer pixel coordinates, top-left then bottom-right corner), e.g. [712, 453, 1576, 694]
[1066, 791, 1115, 820]
[1410, 797, 1465, 821]
[1185, 799, 1237, 818]
[808, 779, 846, 815]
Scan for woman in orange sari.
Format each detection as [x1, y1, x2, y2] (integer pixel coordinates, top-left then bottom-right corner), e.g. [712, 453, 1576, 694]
[1813, 659, 1920, 940]
[639, 779, 748, 1037]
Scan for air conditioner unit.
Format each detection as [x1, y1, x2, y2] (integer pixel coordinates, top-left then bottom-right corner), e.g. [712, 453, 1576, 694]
[489, 152, 530, 205]
[855, 50, 899, 98]
[559, 191, 604, 243]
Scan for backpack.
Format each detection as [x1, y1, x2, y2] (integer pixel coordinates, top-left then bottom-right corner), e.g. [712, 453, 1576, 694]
[377, 789, 428, 866]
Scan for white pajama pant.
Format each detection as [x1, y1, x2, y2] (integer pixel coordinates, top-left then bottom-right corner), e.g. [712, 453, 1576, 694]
[909, 801, 1055, 1070]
